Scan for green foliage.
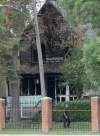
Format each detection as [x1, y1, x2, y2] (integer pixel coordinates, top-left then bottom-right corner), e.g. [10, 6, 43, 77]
[58, 0, 100, 30]
[61, 46, 86, 94]
[73, 0, 100, 28]
[83, 37, 100, 90]
[57, 0, 77, 25]
[63, 46, 83, 83]
[0, 9, 6, 38]
[53, 101, 91, 122]
[0, 38, 19, 82]
[0, 0, 30, 88]
[58, 0, 100, 91]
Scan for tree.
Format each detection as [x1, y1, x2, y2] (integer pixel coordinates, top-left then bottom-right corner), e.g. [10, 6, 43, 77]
[0, 0, 46, 120]
[0, 7, 18, 96]
[61, 45, 86, 98]
[59, 0, 100, 93]
[0, 0, 30, 120]
[57, 0, 77, 26]
[0, 0, 30, 75]
[0, 0, 31, 90]
[58, 0, 100, 29]
[83, 37, 100, 90]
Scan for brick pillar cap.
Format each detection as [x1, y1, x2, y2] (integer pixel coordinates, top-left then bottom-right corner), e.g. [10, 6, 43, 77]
[91, 96, 100, 99]
[0, 98, 5, 101]
[41, 97, 52, 101]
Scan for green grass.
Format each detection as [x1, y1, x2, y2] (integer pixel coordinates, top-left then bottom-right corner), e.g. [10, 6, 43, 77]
[5, 120, 41, 129]
[52, 121, 91, 134]
[0, 121, 93, 134]
[5, 121, 90, 131]
[0, 129, 38, 134]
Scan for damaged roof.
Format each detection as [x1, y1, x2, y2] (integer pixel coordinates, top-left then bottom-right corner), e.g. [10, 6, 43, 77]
[20, 0, 81, 55]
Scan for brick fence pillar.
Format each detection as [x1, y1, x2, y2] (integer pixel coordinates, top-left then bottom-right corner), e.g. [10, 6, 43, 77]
[41, 97, 52, 133]
[91, 97, 100, 132]
[0, 98, 5, 130]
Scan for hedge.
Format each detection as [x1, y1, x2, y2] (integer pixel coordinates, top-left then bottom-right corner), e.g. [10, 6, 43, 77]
[53, 100, 91, 122]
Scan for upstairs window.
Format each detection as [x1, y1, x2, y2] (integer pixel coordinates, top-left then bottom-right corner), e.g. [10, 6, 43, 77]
[41, 43, 46, 61]
[31, 46, 38, 63]
[31, 43, 46, 63]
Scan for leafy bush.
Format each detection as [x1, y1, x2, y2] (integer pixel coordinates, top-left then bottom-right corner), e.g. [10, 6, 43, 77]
[53, 100, 91, 122]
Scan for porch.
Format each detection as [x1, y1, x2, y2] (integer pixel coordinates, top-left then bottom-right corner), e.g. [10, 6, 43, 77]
[19, 73, 78, 103]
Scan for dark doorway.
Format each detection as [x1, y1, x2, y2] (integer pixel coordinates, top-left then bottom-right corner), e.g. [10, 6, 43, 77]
[47, 76, 55, 100]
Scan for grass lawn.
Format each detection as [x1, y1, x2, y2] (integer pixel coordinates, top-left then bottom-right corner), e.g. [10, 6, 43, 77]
[0, 121, 94, 134]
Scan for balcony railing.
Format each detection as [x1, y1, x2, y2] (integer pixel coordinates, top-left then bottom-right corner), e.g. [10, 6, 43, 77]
[20, 56, 64, 64]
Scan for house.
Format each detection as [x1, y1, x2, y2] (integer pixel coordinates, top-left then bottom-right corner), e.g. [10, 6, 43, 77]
[6, 0, 80, 105]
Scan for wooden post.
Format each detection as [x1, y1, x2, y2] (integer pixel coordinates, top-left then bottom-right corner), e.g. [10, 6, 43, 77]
[32, 0, 46, 97]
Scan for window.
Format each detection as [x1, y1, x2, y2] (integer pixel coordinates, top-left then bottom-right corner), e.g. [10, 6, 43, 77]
[41, 44, 46, 61]
[31, 47, 38, 63]
[55, 77, 67, 103]
[61, 87, 66, 95]
[31, 43, 46, 63]
[62, 97, 65, 102]
[57, 97, 60, 103]
[20, 77, 41, 96]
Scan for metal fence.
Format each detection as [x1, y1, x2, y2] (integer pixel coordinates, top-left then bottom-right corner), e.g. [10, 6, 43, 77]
[52, 109, 91, 134]
[5, 101, 41, 130]
[52, 101, 91, 134]
[5, 100, 91, 134]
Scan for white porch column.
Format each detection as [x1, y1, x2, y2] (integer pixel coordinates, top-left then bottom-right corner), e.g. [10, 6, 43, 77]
[54, 76, 57, 104]
[28, 78, 30, 96]
[66, 85, 69, 101]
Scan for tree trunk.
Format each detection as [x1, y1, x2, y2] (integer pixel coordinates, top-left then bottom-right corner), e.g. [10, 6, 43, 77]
[10, 80, 20, 121]
[9, 1, 25, 121]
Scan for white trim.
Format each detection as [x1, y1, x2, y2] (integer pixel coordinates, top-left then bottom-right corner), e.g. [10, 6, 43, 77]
[0, 98, 5, 101]
[91, 96, 100, 99]
[41, 97, 52, 101]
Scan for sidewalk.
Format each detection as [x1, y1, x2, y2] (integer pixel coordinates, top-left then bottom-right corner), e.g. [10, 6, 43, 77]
[0, 134, 99, 136]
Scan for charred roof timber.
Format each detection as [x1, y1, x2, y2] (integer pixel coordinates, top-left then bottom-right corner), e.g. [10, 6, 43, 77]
[19, 0, 81, 74]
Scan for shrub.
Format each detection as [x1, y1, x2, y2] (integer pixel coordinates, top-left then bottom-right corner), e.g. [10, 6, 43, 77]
[53, 100, 91, 122]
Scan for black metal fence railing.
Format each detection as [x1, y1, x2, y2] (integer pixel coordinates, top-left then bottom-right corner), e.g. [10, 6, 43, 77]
[5, 102, 41, 130]
[52, 109, 91, 134]
[5, 100, 91, 134]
